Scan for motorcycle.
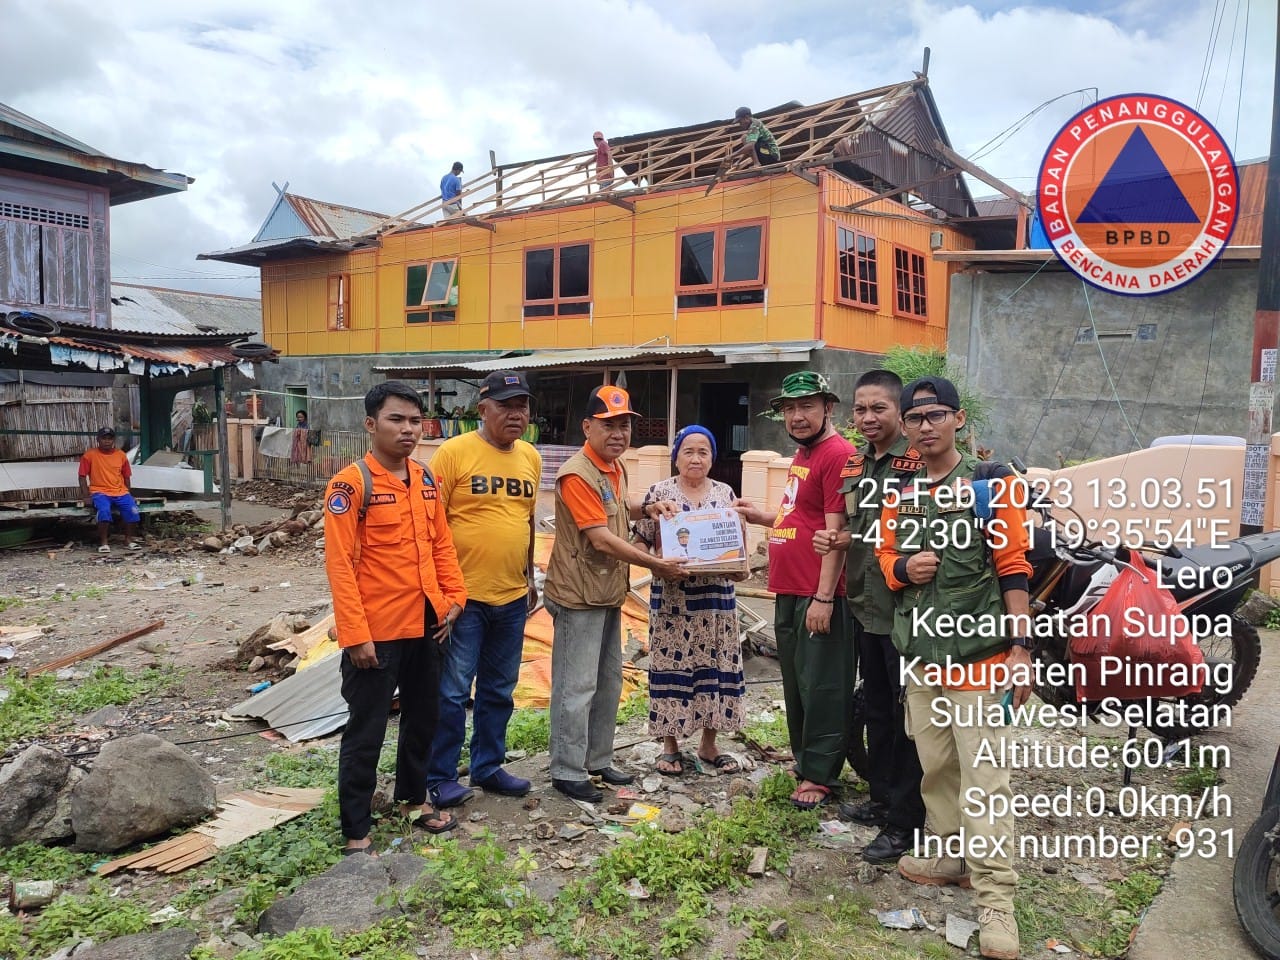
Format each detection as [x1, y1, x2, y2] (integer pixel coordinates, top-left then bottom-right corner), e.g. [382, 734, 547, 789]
[1013, 458, 1274, 738]
[1235, 744, 1280, 958]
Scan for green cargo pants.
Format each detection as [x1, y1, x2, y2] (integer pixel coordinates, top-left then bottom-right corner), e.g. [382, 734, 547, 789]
[774, 594, 854, 787]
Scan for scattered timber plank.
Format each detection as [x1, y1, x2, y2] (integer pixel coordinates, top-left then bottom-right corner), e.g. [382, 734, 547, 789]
[29, 620, 165, 676]
[265, 612, 335, 660]
[97, 786, 327, 875]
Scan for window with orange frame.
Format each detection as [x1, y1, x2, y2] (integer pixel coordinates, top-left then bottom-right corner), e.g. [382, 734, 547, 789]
[676, 220, 766, 309]
[523, 242, 591, 319]
[836, 226, 878, 309]
[892, 245, 927, 321]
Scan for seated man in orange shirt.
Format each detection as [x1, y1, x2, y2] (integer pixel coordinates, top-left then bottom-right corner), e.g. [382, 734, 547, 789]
[78, 427, 141, 554]
[544, 386, 685, 803]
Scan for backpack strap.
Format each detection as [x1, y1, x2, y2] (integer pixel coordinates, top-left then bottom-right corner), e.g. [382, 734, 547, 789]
[355, 458, 374, 521]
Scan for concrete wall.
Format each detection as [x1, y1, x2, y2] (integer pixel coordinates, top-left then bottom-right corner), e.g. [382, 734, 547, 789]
[947, 263, 1257, 467]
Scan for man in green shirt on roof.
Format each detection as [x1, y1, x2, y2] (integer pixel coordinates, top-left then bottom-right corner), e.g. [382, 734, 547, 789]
[733, 106, 781, 168]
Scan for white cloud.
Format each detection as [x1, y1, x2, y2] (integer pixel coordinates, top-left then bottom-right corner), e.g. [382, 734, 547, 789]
[0, 0, 1271, 296]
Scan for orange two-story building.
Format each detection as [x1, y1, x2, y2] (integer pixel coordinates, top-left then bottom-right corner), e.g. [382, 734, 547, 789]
[203, 76, 1015, 487]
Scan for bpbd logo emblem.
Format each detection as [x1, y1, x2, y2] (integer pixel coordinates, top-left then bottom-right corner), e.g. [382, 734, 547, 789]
[1037, 94, 1238, 296]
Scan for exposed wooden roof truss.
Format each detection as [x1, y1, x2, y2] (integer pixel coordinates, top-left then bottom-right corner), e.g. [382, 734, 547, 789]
[360, 77, 983, 238]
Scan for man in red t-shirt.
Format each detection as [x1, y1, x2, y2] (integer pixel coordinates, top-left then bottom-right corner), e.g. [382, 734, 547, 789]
[78, 427, 141, 554]
[592, 131, 614, 191]
[736, 372, 854, 810]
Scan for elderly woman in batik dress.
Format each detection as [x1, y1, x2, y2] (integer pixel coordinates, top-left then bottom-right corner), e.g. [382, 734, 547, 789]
[635, 425, 746, 776]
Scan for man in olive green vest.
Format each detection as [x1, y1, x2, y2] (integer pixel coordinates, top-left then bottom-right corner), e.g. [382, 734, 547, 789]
[545, 386, 685, 803]
[875, 376, 1032, 960]
[814, 369, 925, 865]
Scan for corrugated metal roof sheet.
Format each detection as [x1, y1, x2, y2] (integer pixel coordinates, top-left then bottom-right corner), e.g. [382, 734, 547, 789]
[0, 320, 268, 376]
[109, 283, 261, 336]
[226, 649, 347, 743]
[285, 194, 395, 239]
[374, 341, 821, 376]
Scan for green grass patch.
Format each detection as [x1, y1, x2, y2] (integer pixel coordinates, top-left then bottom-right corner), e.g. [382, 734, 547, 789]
[0, 595, 25, 613]
[615, 691, 649, 726]
[507, 707, 551, 754]
[0, 666, 180, 751]
[742, 709, 790, 750]
[221, 918, 417, 960]
[0, 844, 96, 885]
[23, 883, 153, 957]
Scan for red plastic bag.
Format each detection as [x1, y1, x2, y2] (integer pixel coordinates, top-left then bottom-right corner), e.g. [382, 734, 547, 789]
[1070, 552, 1205, 700]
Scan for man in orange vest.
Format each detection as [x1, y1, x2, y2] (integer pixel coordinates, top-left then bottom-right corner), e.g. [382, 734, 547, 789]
[544, 386, 685, 803]
[324, 381, 468, 854]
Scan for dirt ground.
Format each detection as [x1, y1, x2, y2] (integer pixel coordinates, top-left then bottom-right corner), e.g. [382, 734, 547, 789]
[0, 481, 1257, 959]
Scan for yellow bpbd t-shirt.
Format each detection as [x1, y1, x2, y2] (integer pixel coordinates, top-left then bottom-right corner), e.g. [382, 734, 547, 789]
[432, 430, 542, 605]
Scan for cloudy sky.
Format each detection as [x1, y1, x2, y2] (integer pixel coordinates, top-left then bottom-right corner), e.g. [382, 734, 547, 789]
[3, 0, 1273, 299]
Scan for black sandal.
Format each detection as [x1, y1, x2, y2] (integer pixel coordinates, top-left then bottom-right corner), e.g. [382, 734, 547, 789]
[656, 752, 687, 776]
[698, 753, 741, 774]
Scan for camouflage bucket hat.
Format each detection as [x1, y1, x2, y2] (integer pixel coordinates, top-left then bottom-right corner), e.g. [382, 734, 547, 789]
[769, 371, 839, 410]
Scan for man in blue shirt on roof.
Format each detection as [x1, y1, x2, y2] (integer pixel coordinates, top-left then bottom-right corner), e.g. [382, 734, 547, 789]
[441, 162, 464, 217]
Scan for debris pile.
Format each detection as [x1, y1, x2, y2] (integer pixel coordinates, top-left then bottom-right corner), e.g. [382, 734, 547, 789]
[198, 506, 324, 557]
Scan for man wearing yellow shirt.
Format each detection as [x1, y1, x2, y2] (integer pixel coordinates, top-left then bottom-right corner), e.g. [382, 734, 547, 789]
[427, 371, 542, 808]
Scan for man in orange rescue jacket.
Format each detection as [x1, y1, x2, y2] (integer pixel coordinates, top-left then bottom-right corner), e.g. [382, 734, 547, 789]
[324, 381, 467, 854]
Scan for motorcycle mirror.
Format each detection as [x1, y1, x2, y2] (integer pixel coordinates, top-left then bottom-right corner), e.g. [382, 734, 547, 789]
[1010, 456, 1027, 475]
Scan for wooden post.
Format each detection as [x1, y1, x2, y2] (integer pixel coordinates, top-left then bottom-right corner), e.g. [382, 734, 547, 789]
[214, 367, 231, 532]
[667, 366, 678, 446]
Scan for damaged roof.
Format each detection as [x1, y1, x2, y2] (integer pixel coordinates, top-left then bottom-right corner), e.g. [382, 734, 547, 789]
[109, 283, 262, 337]
[203, 76, 990, 264]
[0, 318, 272, 377]
[0, 101, 191, 205]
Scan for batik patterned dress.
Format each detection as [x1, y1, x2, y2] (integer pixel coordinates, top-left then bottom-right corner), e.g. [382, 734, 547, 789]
[636, 477, 745, 738]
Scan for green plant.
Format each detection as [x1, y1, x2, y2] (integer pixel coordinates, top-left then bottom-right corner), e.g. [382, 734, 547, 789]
[881, 345, 989, 438]
[1086, 870, 1162, 956]
[234, 918, 417, 960]
[0, 666, 179, 751]
[616, 691, 649, 726]
[1175, 762, 1220, 794]
[256, 746, 340, 788]
[0, 595, 24, 613]
[0, 844, 95, 885]
[402, 838, 552, 948]
[506, 707, 551, 754]
[0, 912, 23, 960]
[742, 711, 790, 750]
[658, 895, 710, 957]
[26, 884, 152, 954]
[1264, 605, 1280, 630]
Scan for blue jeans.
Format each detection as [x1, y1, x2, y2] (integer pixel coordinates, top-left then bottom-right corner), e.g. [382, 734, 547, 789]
[428, 597, 527, 787]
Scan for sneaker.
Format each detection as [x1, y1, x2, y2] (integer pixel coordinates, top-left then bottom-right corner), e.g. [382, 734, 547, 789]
[429, 780, 475, 808]
[897, 853, 972, 888]
[837, 798, 888, 826]
[978, 908, 1020, 959]
[472, 768, 531, 797]
[126, 541, 142, 550]
[862, 825, 914, 864]
[97, 545, 111, 554]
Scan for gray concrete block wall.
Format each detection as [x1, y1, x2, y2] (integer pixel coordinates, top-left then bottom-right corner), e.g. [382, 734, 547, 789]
[948, 265, 1257, 467]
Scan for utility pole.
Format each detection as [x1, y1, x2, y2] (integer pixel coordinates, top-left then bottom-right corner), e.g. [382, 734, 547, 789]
[1243, 3, 1280, 535]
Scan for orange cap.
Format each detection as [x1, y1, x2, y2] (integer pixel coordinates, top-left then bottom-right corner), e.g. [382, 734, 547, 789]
[586, 385, 637, 419]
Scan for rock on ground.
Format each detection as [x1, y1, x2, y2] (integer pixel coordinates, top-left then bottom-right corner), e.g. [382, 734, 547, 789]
[71, 927, 199, 960]
[0, 744, 80, 846]
[1237, 590, 1280, 626]
[258, 852, 426, 936]
[70, 734, 216, 853]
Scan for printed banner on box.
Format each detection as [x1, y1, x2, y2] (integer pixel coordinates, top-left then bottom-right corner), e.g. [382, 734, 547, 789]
[658, 507, 746, 568]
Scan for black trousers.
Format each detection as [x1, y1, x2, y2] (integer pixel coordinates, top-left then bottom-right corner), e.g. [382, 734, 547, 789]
[856, 622, 926, 831]
[337, 606, 442, 841]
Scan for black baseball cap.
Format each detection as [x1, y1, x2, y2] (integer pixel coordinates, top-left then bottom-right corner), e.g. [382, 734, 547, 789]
[96, 427, 116, 438]
[901, 377, 961, 413]
[478, 371, 533, 402]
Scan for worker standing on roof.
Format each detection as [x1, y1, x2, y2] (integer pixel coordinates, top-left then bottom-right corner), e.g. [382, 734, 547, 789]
[441, 162, 464, 217]
[732, 107, 781, 168]
[593, 132, 615, 191]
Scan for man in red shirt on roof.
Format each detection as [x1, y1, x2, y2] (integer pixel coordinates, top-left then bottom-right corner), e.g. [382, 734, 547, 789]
[78, 427, 141, 554]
